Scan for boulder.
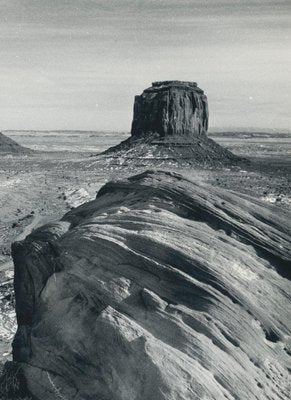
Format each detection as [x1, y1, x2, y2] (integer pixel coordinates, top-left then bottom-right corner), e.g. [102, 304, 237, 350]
[11, 170, 291, 400]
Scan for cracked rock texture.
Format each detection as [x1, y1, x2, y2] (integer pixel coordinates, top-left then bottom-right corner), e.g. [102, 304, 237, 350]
[12, 170, 291, 400]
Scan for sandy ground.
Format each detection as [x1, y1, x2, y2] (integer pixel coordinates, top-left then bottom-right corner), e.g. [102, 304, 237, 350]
[0, 131, 290, 365]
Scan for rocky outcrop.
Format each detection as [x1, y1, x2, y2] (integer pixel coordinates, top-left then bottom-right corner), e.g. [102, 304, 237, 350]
[131, 81, 208, 138]
[0, 132, 30, 154]
[11, 170, 291, 400]
[102, 81, 243, 167]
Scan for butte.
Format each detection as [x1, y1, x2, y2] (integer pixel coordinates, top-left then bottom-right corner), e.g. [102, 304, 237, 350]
[103, 80, 243, 167]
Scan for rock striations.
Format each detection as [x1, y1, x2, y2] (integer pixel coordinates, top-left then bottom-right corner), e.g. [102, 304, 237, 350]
[131, 80, 208, 138]
[11, 170, 291, 400]
[103, 81, 242, 167]
[0, 132, 30, 154]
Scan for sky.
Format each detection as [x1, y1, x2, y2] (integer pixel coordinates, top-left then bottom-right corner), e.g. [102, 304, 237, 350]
[0, 0, 290, 131]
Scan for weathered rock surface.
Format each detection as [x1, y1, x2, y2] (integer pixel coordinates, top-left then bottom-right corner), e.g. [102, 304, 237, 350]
[11, 170, 291, 400]
[103, 81, 243, 167]
[131, 80, 208, 138]
[0, 132, 30, 154]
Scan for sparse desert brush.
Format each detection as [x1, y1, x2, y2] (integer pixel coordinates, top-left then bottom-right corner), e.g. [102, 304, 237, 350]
[0, 361, 32, 400]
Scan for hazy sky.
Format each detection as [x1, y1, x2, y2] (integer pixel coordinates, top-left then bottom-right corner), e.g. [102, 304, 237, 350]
[0, 0, 290, 131]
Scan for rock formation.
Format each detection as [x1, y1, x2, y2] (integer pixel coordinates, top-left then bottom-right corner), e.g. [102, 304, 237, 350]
[102, 81, 243, 167]
[11, 170, 291, 400]
[131, 81, 208, 138]
[0, 132, 30, 154]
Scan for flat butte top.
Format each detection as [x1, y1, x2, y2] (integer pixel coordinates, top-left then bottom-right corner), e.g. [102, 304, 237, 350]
[144, 80, 204, 94]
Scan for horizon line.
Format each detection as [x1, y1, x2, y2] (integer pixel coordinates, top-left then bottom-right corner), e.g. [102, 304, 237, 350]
[2, 127, 291, 134]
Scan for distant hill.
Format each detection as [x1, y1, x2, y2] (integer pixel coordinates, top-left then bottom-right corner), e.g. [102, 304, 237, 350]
[209, 131, 291, 139]
[0, 132, 31, 154]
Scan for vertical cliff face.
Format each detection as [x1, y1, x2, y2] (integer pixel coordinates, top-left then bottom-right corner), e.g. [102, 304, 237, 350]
[131, 81, 209, 139]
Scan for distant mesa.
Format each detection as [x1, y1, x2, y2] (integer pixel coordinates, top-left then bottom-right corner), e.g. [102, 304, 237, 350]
[103, 81, 243, 167]
[0, 132, 31, 154]
[132, 80, 208, 138]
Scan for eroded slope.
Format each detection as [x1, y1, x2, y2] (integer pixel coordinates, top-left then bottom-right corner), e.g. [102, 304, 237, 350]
[0, 132, 31, 154]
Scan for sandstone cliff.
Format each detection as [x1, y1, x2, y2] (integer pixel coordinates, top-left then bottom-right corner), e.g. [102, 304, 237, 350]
[102, 81, 243, 167]
[131, 81, 208, 138]
[11, 170, 291, 400]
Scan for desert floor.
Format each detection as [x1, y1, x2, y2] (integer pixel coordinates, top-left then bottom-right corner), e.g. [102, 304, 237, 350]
[0, 130, 290, 366]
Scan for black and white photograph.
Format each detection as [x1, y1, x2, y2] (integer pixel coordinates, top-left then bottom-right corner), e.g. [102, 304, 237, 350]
[0, 1, 290, 399]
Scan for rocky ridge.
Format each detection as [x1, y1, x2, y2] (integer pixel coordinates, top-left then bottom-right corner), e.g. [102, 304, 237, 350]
[11, 170, 291, 400]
